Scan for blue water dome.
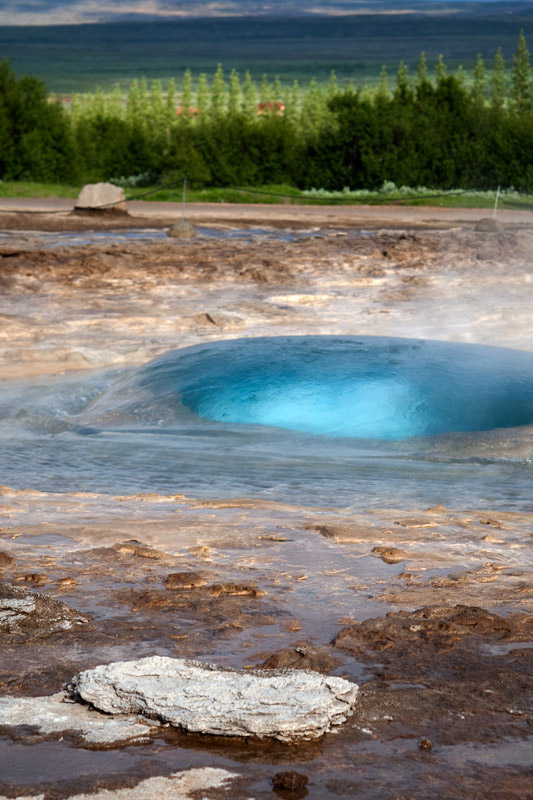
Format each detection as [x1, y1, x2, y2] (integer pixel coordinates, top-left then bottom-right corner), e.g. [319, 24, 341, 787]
[116, 336, 533, 440]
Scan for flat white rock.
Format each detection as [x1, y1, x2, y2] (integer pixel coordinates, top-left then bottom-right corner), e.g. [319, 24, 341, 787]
[70, 656, 358, 742]
[0, 767, 238, 800]
[0, 692, 154, 744]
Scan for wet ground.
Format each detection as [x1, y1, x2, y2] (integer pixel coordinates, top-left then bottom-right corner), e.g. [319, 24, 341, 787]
[0, 208, 532, 799]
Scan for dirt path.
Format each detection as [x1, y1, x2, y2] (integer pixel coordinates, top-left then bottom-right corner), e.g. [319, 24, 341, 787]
[1, 197, 533, 230]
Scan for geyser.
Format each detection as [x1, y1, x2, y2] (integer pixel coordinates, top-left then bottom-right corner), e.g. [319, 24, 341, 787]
[88, 336, 533, 440]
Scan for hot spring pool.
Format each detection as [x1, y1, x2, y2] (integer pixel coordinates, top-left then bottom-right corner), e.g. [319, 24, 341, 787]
[1, 336, 532, 509]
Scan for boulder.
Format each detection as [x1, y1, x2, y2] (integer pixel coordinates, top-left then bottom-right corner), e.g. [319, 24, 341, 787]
[69, 656, 358, 742]
[75, 182, 127, 213]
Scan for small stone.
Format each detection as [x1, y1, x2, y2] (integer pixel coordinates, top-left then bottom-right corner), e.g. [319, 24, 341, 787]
[272, 771, 309, 791]
[418, 738, 432, 751]
[167, 219, 197, 238]
[164, 571, 207, 590]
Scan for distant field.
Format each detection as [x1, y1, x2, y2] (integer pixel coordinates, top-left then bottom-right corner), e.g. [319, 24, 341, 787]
[2, 11, 533, 91]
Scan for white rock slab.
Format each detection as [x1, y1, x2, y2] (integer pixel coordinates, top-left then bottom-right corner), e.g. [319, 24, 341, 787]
[0, 795, 44, 800]
[75, 183, 126, 211]
[0, 768, 238, 800]
[0, 692, 155, 744]
[70, 656, 358, 742]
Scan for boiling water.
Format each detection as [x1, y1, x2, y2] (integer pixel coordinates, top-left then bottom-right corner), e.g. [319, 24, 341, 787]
[1, 336, 532, 510]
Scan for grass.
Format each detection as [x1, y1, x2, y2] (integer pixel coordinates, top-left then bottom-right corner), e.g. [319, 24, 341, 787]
[3, 180, 533, 210]
[0, 181, 84, 198]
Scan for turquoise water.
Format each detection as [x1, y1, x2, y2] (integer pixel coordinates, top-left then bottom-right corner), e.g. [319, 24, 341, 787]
[113, 336, 533, 439]
[1, 336, 532, 509]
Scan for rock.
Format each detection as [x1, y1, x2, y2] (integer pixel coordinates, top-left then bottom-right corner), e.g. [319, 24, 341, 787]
[307, 522, 384, 543]
[56, 576, 78, 587]
[474, 217, 504, 233]
[418, 738, 432, 751]
[167, 219, 197, 238]
[192, 312, 219, 327]
[113, 539, 166, 559]
[207, 582, 263, 597]
[372, 546, 409, 564]
[68, 656, 358, 742]
[261, 644, 339, 673]
[164, 571, 207, 590]
[272, 770, 308, 791]
[476, 249, 498, 261]
[16, 572, 48, 585]
[0, 550, 14, 568]
[74, 183, 127, 214]
[0, 584, 91, 641]
[333, 604, 517, 658]
[0, 691, 155, 745]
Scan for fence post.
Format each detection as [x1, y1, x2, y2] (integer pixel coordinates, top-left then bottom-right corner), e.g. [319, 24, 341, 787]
[492, 185, 500, 218]
[182, 176, 187, 218]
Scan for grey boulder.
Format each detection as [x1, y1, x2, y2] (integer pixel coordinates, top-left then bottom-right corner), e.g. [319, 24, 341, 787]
[75, 182, 127, 212]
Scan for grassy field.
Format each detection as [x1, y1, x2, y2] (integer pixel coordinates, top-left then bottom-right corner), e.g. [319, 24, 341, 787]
[3, 180, 533, 210]
[2, 11, 533, 92]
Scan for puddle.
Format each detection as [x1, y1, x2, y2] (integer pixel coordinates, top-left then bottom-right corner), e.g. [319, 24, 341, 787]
[481, 641, 533, 655]
[0, 226, 331, 248]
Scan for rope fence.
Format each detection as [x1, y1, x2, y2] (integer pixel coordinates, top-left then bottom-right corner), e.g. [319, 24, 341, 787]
[1, 176, 532, 213]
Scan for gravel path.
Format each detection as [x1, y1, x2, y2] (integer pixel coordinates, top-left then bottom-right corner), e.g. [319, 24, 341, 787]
[1, 197, 532, 230]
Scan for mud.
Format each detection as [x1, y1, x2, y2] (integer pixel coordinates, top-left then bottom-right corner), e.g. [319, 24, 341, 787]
[0, 210, 532, 797]
[0, 492, 531, 798]
[1, 224, 533, 383]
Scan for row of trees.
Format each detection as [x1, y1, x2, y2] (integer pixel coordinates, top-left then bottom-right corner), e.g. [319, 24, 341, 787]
[67, 34, 533, 132]
[2, 32, 533, 190]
